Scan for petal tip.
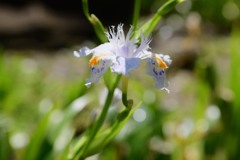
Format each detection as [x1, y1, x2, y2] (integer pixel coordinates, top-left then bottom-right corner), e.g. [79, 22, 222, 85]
[73, 51, 80, 57]
[162, 88, 170, 93]
[85, 82, 92, 88]
[73, 47, 91, 58]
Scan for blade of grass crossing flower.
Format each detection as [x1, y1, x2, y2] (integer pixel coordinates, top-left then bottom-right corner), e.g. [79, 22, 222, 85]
[82, 102, 142, 157]
[77, 90, 115, 159]
[70, 75, 121, 160]
[70, 90, 115, 160]
[135, 0, 185, 38]
[102, 102, 142, 145]
[23, 109, 54, 160]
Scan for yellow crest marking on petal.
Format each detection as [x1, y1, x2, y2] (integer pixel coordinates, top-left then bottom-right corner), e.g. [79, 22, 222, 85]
[89, 56, 100, 66]
[156, 57, 168, 69]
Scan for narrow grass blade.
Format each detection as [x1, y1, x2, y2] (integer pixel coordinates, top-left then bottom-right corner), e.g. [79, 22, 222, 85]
[84, 102, 142, 157]
[23, 109, 53, 160]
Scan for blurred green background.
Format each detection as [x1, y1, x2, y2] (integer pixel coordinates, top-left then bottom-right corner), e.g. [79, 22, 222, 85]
[1, 0, 240, 160]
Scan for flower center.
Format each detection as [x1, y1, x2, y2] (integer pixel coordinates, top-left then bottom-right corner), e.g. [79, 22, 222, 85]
[156, 57, 168, 69]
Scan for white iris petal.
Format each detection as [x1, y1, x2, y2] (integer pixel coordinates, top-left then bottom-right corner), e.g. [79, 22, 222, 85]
[133, 33, 151, 57]
[91, 43, 114, 55]
[111, 57, 141, 76]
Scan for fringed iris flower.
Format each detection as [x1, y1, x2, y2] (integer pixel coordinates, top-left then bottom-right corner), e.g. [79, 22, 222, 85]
[74, 24, 171, 92]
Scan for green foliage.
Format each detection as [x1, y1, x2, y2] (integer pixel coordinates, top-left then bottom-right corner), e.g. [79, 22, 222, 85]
[82, 0, 108, 43]
[135, 0, 184, 38]
[1, 0, 240, 160]
[192, 0, 226, 21]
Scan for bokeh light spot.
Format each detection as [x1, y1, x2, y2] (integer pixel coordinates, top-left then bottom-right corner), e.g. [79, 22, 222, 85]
[10, 132, 29, 149]
[206, 105, 221, 121]
[222, 2, 239, 20]
[143, 90, 156, 104]
[159, 25, 174, 40]
[175, 0, 192, 14]
[133, 108, 147, 122]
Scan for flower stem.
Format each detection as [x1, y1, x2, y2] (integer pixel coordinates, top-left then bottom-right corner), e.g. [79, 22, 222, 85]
[82, 0, 90, 19]
[122, 75, 133, 108]
[82, 0, 107, 43]
[75, 75, 121, 159]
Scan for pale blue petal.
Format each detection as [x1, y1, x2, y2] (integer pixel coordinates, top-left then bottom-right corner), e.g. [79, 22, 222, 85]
[111, 57, 141, 76]
[146, 58, 169, 91]
[85, 58, 112, 87]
